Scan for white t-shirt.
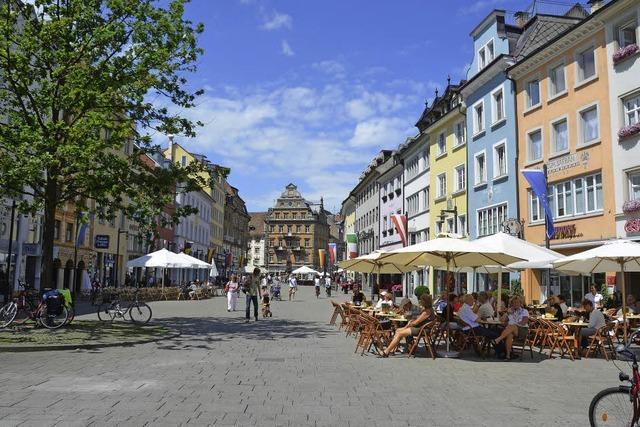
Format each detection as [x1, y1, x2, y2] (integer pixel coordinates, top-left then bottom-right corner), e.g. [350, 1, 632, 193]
[507, 307, 529, 327]
[375, 299, 393, 310]
[458, 303, 480, 330]
[325, 277, 331, 286]
[589, 309, 606, 329]
[585, 292, 603, 308]
[478, 302, 495, 319]
[288, 278, 297, 288]
[559, 303, 568, 315]
[227, 281, 239, 293]
[314, 278, 320, 287]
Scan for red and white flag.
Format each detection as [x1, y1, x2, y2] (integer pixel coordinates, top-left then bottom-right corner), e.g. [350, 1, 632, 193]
[391, 214, 408, 246]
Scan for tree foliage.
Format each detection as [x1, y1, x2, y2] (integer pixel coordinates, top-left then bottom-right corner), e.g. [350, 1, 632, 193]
[0, 0, 208, 288]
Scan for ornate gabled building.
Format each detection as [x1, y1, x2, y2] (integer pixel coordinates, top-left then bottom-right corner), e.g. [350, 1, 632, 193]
[264, 184, 330, 274]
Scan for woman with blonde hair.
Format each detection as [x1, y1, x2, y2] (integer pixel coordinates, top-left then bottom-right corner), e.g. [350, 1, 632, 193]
[493, 295, 529, 360]
[225, 275, 240, 312]
[380, 293, 436, 357]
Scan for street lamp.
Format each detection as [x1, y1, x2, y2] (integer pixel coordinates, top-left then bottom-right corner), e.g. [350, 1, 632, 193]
[114, 228, 128, 288]
[438, 206, 458, 235]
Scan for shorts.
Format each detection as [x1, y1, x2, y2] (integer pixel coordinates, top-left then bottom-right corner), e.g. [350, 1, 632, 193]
[517, 326, 528, 340]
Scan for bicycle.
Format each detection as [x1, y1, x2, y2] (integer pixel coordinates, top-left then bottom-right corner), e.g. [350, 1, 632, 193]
[0, 283, 69, 329]
[97, 288, 152, 324]
[589, 330, 640, 426]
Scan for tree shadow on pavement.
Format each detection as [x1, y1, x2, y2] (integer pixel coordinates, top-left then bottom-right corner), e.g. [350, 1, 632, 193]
[153, 316, 335, 350]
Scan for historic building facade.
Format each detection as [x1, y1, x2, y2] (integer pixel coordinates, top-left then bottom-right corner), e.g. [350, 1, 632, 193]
[377, 152, 404, 252]
[247, 212, 267, 272]
[264, 184, 330, 274]
[223, 182, 250, 277]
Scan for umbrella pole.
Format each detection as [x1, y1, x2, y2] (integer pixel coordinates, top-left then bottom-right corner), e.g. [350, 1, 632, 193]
[621, 259, 628, 342]
[438, 258, 459, 358]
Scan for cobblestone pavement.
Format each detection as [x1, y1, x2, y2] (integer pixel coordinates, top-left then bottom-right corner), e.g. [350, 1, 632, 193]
[0, 287, 624, 426]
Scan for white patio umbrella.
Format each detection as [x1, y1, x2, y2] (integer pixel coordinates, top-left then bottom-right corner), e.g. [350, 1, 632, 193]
[553, 239, 640, 340]
[126, 248, 195, 269]
[291, 265, 320, 275]
[339, 250, 417, 299]
[381, 236, 525, 357]
[177, 252, 212, 268]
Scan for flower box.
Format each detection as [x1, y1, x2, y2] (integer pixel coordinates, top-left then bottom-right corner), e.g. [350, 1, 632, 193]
[618, 122, 640, 142]
[613, 44, 640, 65]
[623, 199, 640, 214]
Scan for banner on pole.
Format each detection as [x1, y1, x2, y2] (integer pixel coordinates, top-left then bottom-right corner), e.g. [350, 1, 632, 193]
[391, 214, 408, 246]
[328, 243, 337, 265]
[346, 233, 358, 259]
[318, 249, 326, 269]
[522, 169, 555, 239]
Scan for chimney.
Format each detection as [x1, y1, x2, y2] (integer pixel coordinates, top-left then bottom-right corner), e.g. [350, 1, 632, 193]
[168, 134, 175, 162]
[588, 0, 603, 13]
[514, 11, 530, 28]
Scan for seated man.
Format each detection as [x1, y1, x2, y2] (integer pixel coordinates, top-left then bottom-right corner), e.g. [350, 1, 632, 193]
[352, 284, 366, 305]
[581, 299, 606, 348]
[188, 282, 198, 299]
[616, 294, 638, 317]
[458, 294, 504, 357]
[493, 296, 529, 360]
[375, 291, 394, 310]
[477, 292, 495, 320]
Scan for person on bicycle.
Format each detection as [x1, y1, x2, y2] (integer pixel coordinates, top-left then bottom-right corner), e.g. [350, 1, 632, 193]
[314, 275, 321, 298]
[324, 275, 332, 297]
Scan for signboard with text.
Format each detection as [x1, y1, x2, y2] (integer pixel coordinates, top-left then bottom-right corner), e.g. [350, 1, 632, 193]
[95, 235, 110, 249]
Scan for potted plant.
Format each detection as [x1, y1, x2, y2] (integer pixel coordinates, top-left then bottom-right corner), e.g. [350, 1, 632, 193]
[391, 284, 403, 297]
[613, 43, 640, 65]
[414, 285, 430, 299]
[618, 122, 640, 142]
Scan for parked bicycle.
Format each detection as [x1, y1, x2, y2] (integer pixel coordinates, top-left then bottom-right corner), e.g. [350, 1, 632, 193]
[0, 282, 69, 329]
[97, 288, 152, 324]
[589, 330, 640, 426]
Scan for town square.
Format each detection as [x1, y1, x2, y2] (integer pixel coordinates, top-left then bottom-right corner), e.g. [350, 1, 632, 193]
[1, 0, 640, 426]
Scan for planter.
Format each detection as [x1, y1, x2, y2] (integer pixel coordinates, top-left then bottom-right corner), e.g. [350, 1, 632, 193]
[613, 44, 640, 65]
[618, 122, 640, 142]
[623, 199, 640, 214]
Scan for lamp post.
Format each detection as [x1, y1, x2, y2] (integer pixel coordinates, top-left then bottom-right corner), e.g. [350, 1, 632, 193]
[114, 228, 128, 288]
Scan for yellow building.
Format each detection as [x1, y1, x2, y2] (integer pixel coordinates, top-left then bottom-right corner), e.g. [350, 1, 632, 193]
[416, 81, 468, 294]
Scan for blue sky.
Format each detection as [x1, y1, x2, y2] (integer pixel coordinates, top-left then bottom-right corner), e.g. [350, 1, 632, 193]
[166, 0, 537, 212]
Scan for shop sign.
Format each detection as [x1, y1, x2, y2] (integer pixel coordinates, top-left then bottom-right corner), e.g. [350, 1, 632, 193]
[547, 152, 590, 175]
[550, 224, 583, 240]
[21, 243, 41, 257]
[625, 218, 640, 234]
[95, 235, 110, 249]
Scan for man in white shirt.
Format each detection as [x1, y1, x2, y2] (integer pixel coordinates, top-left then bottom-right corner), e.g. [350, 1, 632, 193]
[288, 275, 298, 301]
[458, 295, 502, 353]
[584, 285, 604, 309]
[374, 291, 394, 310]
[581, 298, 606, 349]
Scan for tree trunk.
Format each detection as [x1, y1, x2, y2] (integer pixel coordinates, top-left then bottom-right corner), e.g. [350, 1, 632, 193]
[41, 177, 58, 290]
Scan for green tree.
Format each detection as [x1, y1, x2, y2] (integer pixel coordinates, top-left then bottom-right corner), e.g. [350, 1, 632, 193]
[0, 0, 207, 288]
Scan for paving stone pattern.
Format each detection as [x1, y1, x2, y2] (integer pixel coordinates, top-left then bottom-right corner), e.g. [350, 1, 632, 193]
[0, 287, 623, 426]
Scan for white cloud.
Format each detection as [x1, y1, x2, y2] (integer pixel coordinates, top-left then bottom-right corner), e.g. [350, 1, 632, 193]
[262, 11, 292, 30]
[281, 40, 295, 56]
[349, 117, 412, 148]
[312, 60, 346, 78]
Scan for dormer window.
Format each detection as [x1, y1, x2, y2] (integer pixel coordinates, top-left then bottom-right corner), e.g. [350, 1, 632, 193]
[477, 39, 495, 71]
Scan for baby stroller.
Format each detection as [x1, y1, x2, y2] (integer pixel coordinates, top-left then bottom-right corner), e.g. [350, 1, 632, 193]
[271, 283, 281, 301]
[261, 288, 272, 318]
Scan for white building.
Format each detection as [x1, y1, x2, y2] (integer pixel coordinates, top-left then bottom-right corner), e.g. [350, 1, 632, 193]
[377, 153, 404, 252]
[174, 189, 214, 282]
[603, 0, 640, 241]
[246, 212, 266, 272]
[398, 134, 431, 297]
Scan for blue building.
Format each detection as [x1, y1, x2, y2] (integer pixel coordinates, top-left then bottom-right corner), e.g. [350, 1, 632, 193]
[461, 10, 522, 241]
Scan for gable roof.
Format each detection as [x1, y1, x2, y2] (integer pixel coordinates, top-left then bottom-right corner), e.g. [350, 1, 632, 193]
[513, 13, 585, 61]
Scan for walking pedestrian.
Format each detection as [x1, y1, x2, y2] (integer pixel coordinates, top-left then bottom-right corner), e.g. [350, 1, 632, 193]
[225, 275, 239, 311]
[325, 275, 332, 297]
[314, 275, 321, 298]
[245, 268, 261, 322]
[288, 275, 298, 301]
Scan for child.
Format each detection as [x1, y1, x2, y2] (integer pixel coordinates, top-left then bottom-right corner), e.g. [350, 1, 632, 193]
[261, 285, 272, 318]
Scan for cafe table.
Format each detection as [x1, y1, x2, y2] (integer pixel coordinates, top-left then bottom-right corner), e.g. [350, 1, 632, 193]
[562, 321, 588, 359]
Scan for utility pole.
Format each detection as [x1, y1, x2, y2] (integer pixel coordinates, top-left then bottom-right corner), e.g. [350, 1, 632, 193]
[4, 200, 17, 300]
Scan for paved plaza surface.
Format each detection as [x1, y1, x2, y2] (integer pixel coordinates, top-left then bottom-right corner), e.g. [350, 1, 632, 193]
[0, 287, 625, 426]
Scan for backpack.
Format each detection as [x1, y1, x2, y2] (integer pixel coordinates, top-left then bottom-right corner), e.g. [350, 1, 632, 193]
[43, 291, 64, 316]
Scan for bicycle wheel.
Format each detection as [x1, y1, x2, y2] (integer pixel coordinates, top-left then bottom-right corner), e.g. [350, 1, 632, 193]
[40, 306, 68, 330]
[97, 303, 116, 322]
[128, 302, 152, 324]
[0, 302, 17, 328]
[589, 387, 635, 426]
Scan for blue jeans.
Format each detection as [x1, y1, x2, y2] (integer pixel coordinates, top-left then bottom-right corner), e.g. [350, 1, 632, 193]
[246, 295, 258, 320]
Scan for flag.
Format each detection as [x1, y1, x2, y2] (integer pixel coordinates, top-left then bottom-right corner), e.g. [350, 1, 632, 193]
[391, 214, 408, 246]
[318, 249, 326, 269]
[522, 169, 555, 239]
[328, 243, 337, 265]
[225, 252, 232, 268]
[76, 212, 92, 247]
[346, 234, 358, 259]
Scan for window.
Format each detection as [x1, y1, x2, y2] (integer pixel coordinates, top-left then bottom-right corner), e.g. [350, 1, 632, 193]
[278, 225, 283, 233]
[526, 79, 540, 108]
[619, 20, 638, 48]
[527, 129, 542, 163]
[437, 173, 446, 198]
[406, 156, 420, 180]
[629, 172, 640, 201]
[530, 192, 541, 222]
[455, 121, 466, 146]
[296, 225, 301, 233]
[181, 155, 187, 166]
[305, 225, 310, 233]
[454, 165, 465, 192]
[551, 118, 568, 153]
[473, 101, 484, 134]
[477, 204, 507, 237]
[407, 193, 420, 216]
[549, 64, 566, 97]
[435, 221, 442, 235]
[530, 173, 603, 221]
[487, 40, 494, 62]
[446, 218, 454, 234]
[579, 105, 599, 145]
[585, 174, 603, 212]
[493, 142, 507, 178]
[275, 213, 280, 219]
[422, 188, 429, 211]
[65, 222, 73, 242]
[554, 181, 573, 218]
[437, 132, 446, 155]
[624, 94, 640, 126]
[492, 88, 505, 123]
[478, 48, 486, 70]
[54, 220, 61, 241]
[474, 151, 486, 185]
[577, 46, 596, 82]
[305, 238, 310, 247]
[477, 39, 494, 71]
[458, 215, 466, 236]
[286, 225, 291, 233]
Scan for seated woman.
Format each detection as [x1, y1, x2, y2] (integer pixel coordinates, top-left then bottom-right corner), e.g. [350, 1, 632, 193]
[379, 294, 435, 357]
[375, 291, 394, 310]
[352, 284, 366, 305]
[547, 296, 564, 321]
[493, 295, 529, 360]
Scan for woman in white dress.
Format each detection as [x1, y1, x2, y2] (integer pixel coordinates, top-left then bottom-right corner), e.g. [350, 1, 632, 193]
[226, 275, 240, 311]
